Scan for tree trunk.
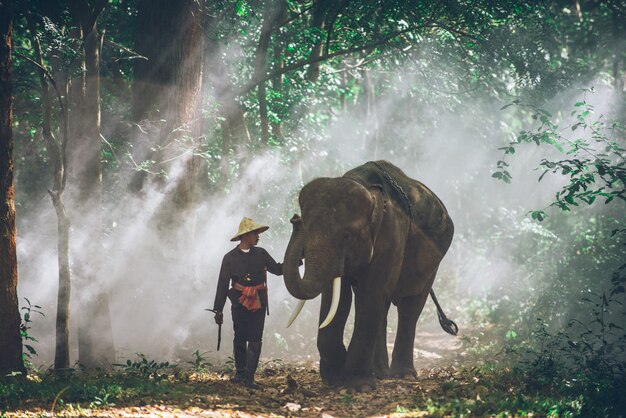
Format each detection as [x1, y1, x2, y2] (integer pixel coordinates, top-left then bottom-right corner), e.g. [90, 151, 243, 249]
[131, 0, 205, 216]
[0, 0, 26, 376]
[271, 42, 285, 142]
[26, 13, 72, 371]
[205, 12, 251, 186]
[270, 0, 288, 142]
[254, 0, 276, 146]
[610, 4, 625, 95]
[340, 63, 348, 114]
[306, 0, 332, 83]
[67, 0, 116, 369]
[360, 67, 378, 155]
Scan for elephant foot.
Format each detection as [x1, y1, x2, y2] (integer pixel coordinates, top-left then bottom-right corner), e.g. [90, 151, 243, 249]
[373, 366, 391, 379]
[345, 374, 378, 392]
[389, 364, 417, 379]
[320, 361, 345, 387]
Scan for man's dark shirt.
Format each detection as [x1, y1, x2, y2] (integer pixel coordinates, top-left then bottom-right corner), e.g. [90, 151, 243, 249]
[213, 246, 282, 313]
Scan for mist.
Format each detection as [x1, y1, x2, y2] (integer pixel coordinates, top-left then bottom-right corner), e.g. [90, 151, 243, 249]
[13, 35, 623, 373]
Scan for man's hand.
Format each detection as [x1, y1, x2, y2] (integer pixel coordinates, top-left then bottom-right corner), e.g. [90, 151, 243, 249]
[214, 311, 223, 325]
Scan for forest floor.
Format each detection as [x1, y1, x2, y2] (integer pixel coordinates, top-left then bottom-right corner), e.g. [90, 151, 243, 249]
[4, 331, 478, 417]
[3, 330, 606, 417]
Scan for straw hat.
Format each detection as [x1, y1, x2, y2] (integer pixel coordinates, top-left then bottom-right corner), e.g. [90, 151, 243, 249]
[230, 217, 269, 241]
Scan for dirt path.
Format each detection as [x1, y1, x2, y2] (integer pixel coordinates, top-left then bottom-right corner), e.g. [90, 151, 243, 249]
[7, 331, 468, 417]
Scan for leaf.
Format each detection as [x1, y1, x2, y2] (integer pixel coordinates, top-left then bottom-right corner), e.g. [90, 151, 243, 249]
[235, 0, 248, 17]
[531, 211, 545, 221]
[575, 101, 585, 107]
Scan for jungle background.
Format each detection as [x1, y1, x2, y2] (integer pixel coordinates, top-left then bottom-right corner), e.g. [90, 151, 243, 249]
[1, 0, 625, 416]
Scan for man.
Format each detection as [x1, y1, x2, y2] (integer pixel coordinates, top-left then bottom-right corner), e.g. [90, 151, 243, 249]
[212, 217, 283, 388]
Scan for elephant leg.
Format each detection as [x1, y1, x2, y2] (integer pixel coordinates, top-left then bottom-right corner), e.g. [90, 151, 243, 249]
[344, 291, 387, 391]
[318, 277, 352, 387]
[372, 300, 391, 379]
[390, 289, 430, 378]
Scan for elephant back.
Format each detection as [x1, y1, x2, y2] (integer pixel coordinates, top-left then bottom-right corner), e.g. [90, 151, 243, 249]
[344, 160, 454, 253]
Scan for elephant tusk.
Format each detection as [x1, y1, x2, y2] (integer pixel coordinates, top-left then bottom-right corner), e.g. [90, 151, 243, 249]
[319, 277, 341, 329]
[286, 300, 306, 328]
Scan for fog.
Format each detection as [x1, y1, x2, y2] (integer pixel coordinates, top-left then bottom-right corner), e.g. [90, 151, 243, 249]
[14, 48, 620, 369]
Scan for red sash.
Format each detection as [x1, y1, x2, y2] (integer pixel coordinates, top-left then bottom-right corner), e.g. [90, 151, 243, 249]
[233, 283, 267, 311]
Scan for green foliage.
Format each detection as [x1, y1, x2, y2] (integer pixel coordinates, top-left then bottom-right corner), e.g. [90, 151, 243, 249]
[394, 365, 624, 417]
[20, 298, 44, 362]
[6, 2, 626, 414]
[495, 92, 626, 219]
[113, 353, 177, 380]
[0, 369, 180, 410]
[186, 350, 212, 372]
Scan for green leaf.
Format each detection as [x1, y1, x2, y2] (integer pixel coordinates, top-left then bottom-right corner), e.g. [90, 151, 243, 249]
[531, 210, 545, 221]
[505, 330, 518, 339]
[235, 0, 248, 17]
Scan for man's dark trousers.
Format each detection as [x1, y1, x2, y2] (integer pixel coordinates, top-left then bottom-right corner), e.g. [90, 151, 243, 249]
[231, 305, 265, 383]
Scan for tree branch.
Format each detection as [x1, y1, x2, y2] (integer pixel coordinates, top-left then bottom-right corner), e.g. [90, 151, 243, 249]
[103, 38, 147, 61]
[13, 52, 66, 119]
[232, 23, 432, 98]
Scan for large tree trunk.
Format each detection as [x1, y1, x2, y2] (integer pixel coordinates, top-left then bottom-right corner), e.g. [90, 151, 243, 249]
[131, 0, 205, 217]
[67, 0, 116, 369]
[0, 0, 26, 376]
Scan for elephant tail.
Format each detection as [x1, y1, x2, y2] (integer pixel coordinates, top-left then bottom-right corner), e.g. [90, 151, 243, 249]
[430, 289, 458, 336]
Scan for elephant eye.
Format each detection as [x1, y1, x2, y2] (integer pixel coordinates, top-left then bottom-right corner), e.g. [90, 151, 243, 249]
[343, 232, 351, 241]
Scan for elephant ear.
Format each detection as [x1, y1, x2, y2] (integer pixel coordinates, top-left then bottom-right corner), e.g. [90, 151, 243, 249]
[368, 184, 385, 249]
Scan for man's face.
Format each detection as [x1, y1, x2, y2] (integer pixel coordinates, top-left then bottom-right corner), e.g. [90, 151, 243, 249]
[242, 231, 260, 246]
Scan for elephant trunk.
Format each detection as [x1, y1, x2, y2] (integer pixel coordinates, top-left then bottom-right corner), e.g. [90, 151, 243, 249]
[283, 216, 328, 300]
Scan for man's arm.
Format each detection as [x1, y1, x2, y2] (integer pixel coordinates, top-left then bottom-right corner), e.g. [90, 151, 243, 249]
[263, 249, 283, 276]
[213, 255, 230, 313]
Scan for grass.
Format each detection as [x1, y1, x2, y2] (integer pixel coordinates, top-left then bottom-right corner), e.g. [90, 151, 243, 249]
[1, 371, 187, 410]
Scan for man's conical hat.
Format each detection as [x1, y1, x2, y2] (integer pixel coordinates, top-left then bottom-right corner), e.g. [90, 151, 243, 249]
[230, 217, 269, 242]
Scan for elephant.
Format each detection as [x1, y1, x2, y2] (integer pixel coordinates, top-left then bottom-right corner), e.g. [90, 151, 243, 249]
[283, 160, 457, 391]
